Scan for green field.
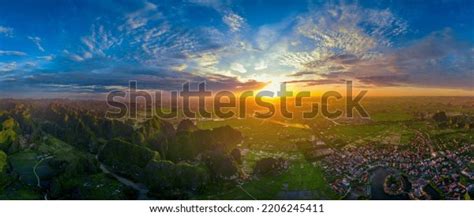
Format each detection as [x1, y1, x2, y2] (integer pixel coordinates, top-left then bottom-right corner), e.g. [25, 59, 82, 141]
[196, 151, 338, 200]
[9, 150, 54, 186]
[324, 120, 436, 146]
[0, 182, 43, 200]
[197, 118, 312, 151]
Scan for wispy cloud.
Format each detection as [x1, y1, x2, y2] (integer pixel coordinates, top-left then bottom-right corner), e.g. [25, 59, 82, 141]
[223, 12, 245, 32]
[0, 62, 16, 73]
[230, 62, 247, 73]
[290, 29, 474, 89]
[280, 3, 407, 72]
[120, 1, 161, 32]
[27, 36, 45, 52]
[284, 79, 345, 86]
[80, 24, 120, 58]
[0, 26, 13, 37]
[189, 0, 246, 34]
[0, 50, 27, 56]
[254, 60, 268, 71]
[37, 55, 54, 61]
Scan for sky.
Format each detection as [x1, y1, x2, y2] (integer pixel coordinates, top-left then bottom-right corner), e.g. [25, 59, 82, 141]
[0, 0, 473, 98]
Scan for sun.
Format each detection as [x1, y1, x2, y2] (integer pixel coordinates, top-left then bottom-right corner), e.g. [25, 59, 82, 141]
[260, 81, 283, 94]
[249, 74, 291, 96]
[258, 76, 292, 96]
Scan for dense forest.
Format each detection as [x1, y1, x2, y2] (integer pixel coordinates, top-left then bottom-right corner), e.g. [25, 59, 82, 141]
[0, 99, 245, 199]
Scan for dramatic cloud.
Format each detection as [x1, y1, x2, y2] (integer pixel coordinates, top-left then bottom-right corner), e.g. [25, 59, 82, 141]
[280, 3, 407, 72]
[0, 1, 472, 96]
[296, 30, 474, 89]
[284, 79, 345, 86]
[2, 65, 264, 93]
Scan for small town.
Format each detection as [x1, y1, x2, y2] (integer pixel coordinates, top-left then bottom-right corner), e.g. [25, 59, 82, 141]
[318, 131, 473, 200]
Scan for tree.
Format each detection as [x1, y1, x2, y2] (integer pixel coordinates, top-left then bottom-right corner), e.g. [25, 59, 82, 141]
[0, 150, 7, 174]
[98, 138, 160, 180]
[202, 151, 239, 182]
[432, 111, 448, 128]
[212, 126, 243, 152]
[0, 129, 18, 152]
[230, 148, 242, 164]
[175, 162, 210, 192]
[176, 119, 198, 133]
[142, 160, 177, 193]
[0, 117, 20, 153]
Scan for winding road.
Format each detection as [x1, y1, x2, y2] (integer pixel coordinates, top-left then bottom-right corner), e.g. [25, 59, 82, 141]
[33, 155, 53, 188]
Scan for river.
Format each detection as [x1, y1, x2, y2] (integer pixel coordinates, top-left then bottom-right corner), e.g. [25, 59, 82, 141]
[369, 167, 410, 200]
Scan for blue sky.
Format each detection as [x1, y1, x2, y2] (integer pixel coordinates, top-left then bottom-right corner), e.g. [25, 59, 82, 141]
[0, 0, 473, 97]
